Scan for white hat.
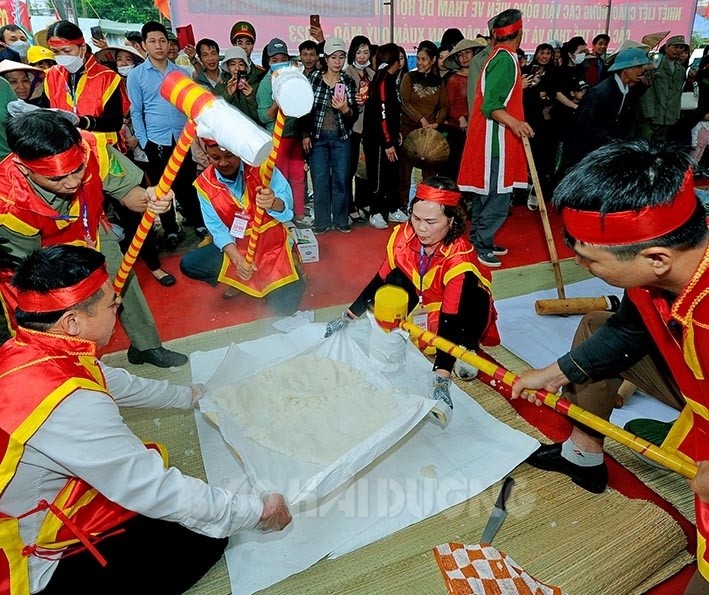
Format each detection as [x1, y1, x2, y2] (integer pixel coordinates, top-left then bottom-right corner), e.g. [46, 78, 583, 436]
[323, 37, 347, 56]
[95, 45, 144, 64]
[0, 60, 42, 75]
[221, 46, 251, 73]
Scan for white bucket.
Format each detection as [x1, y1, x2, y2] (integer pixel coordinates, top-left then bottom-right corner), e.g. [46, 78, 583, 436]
[366, 311, 408, 373]
[271, 67, 315, 118]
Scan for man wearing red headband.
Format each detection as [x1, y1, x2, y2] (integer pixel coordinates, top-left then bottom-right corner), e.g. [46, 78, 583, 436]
[458, 8, 533, 269]
[511, 140, 709, 592]
[179, 140, 306, 313]
[326, 176, 499, 427]
[0, 110, 187, 368]
[0, 244, 291, 595]
[44, 20, 124, 146]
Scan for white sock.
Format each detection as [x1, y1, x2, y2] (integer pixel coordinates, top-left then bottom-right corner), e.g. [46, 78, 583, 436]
[561, 438, 604, 467]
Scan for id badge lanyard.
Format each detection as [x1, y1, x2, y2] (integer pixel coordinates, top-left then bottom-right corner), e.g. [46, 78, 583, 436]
[411, 244, 432, 330]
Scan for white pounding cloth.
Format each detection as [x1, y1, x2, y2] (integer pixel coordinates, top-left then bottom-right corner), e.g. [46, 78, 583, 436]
[433, 543, 561, 595]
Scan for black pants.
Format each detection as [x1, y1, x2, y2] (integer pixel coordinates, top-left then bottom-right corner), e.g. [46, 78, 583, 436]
[363, 139, 400, 217]
[143, 140, 204, 235]
[38, 515, 227, 595]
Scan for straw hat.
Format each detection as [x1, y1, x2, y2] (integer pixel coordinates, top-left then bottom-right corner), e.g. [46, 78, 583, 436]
[443, 38, 487, 70]
[0, 60, 43, 76]
[402, 128, 450, 168]
[95, 45, 144, 65]
[605, 39, 651, 69]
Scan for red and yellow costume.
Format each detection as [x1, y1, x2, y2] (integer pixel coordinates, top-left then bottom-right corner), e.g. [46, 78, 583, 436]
[458, 46, 527, 194]
[561, 171, 709, 580]
[44, 55, 123, 145]
[0, 327, 165, 595]
[628, 249, 709, 579]
[194, 164, 299, 297]
[0, 133, 111, 322]
[378, 222, 499, 347]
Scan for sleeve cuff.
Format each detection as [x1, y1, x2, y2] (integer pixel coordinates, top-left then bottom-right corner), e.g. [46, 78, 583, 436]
[557, 352, 590, 385]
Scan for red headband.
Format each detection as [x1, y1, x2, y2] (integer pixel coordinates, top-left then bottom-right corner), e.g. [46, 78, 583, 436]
[16, 144, 86, 177]
[17, 266, 109, 313]
[562, 170, 698, 245]
[48, 36, 85, 48]
[415, 184, 461, 207]
[492, 20, 523, 38]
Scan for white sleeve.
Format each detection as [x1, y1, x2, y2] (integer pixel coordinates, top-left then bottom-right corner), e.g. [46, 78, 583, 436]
[100, 362, 194, 409]
[28, 388, 263, 537]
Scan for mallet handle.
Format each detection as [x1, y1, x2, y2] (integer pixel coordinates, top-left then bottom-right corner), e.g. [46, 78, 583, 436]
[523, 136, 566, 300]
[113, 120, 198, 293]
[400, 321, 698, 479]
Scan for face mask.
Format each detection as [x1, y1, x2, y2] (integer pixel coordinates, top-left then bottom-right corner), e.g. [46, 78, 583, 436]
[56, 54, 84, 74]
[9, 40, 30, 58]
[573, 53, 586, 65]
[353, 60, 370, 70]
[270, 61, 290, 73]
[117, 65, 134, 77]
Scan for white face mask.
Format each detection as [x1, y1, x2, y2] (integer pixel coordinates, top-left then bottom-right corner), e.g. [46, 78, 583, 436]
[573, 53, 586, 65]
[9, 40, 30, 58]
[117, 65, 134, 77]
[353, 60, 370, 70]
[56, 54, 84, 74]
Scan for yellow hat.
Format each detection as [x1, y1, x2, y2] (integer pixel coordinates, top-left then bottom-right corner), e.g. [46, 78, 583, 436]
[27, 45, 55, 64]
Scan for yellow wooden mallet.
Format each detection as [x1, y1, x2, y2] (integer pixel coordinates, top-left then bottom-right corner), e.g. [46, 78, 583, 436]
[372, 284, 698, 479]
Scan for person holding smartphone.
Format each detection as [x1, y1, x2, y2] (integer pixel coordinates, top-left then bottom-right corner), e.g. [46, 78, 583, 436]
[302, 37, 358, 234]
[522, 42, 558, 209]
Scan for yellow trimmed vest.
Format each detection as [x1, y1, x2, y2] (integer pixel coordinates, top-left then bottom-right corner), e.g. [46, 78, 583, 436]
[0, 132, 111, 333]
[627, 245, 709, 580]
[194, 164, 300, 297]
[0, 328, 166, 595]
[44, 55, 122, 145]
[381, 223, 499, 346]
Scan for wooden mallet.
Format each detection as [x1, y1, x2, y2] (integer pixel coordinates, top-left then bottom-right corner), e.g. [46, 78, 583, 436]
[522, 137, 619, 317]
[371, 285, 698, 479]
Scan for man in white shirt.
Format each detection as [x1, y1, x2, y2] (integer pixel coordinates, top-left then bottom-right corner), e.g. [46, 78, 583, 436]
[0, 244, 291, 594]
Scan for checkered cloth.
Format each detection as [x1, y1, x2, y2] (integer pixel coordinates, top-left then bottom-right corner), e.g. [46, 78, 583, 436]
[433, 543, 561, 595]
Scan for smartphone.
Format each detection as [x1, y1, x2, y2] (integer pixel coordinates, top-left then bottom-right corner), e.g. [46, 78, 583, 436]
[530, 64, 540, 75]
[334, 82, 346, 102]
[175, 24, 195, 49]
[691, 57, 702, 70]
[310, 14, 320, 28]
[90, 26, 104, 41]
[358, 77, 370, 99]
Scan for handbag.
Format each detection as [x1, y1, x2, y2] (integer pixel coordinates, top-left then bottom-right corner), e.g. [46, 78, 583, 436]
[681, 84, 699, 111]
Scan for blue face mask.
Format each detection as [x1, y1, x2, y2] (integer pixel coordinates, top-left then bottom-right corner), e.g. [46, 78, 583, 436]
[270, 61, 290, 72]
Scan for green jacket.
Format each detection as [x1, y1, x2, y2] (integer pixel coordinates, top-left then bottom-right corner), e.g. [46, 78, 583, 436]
[639, 55, 685, 125]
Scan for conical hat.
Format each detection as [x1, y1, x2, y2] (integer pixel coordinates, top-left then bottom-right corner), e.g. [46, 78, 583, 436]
[402, 128, 450, 168]
[641, 30, 670, 50]
[605, 39, 651, 68]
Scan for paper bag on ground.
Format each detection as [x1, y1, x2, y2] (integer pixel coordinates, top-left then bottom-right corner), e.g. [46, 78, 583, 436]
[199, 324, 436, 505]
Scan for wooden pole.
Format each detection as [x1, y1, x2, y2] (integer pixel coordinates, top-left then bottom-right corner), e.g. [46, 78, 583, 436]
[522, 136, 566, 300]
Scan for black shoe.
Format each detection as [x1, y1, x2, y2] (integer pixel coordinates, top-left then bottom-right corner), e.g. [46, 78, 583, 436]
[526, 442, 608, 493]
[492, 245, 508, 256]
[127, 346, 188, 368]
[152, 271, 176, 287]
[194, 226, 208, 239]
[165, 233, 179, 250]
[336, 224, 352, 233]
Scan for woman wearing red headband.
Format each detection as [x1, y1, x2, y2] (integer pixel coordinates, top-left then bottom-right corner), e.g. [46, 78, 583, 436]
[44, 20, 124, 146]
[325, 176, 499, 426]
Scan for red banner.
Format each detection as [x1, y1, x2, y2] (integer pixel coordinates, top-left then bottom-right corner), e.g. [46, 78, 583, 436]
[0, 0, 33, 32]
[170, 0, 697, 53]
